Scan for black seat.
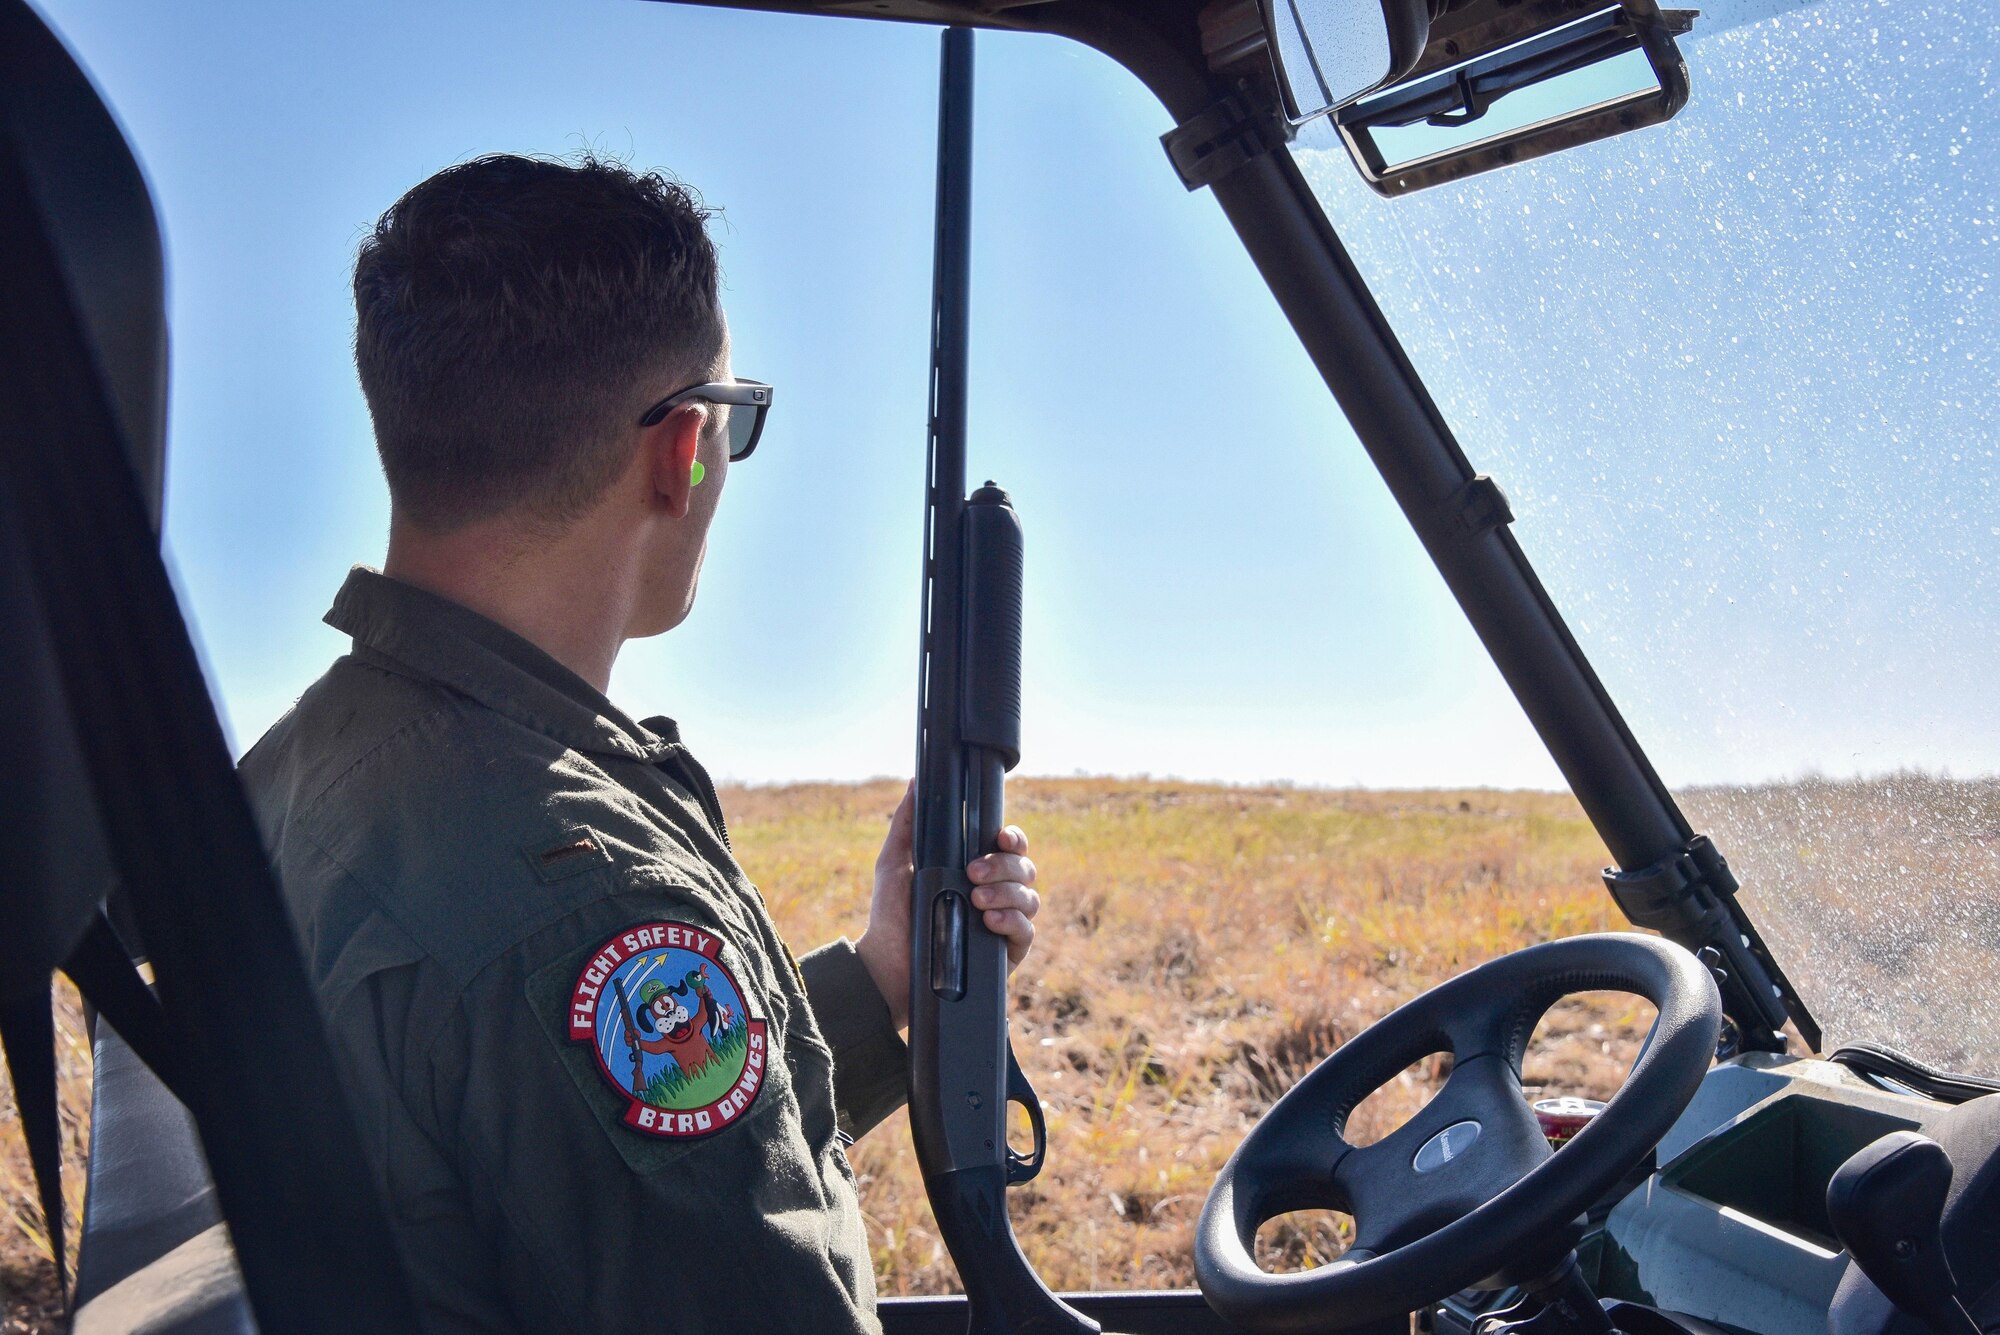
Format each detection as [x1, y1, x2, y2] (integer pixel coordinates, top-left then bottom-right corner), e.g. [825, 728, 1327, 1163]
[0, 3, 419, 1328]
[70, 1027, 242, 1327]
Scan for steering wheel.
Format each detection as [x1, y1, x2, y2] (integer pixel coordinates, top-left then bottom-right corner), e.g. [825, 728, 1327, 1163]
[1195, 933, 1722, 1333]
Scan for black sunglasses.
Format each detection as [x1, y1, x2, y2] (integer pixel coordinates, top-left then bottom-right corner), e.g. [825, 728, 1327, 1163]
[636, 379, 773, 462]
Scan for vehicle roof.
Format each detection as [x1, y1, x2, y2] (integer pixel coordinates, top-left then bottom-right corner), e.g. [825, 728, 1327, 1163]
[664, 0, 1197, 32]
[658, 0, 1220, 117]
[658, 0, 1594, 139]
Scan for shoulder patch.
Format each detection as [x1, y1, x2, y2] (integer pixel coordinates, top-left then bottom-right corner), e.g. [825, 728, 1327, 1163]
[566, 921, 769, 1139]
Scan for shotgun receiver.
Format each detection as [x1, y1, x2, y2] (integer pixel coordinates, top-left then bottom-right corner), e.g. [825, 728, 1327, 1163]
[907, 27, 1097, 1335]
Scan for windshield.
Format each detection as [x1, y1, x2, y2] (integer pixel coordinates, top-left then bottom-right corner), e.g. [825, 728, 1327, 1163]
[1293, 0, 2000, 1070]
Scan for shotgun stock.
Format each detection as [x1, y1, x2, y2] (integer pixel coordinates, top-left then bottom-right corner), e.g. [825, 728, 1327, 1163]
[906, 27, 1097, 1335]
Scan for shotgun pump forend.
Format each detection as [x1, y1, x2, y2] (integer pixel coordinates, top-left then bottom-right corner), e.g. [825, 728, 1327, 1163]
[959, 484, 1023, 771]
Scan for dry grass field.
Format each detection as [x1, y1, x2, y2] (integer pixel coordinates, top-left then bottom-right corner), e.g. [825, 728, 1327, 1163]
[1, 778, 1653, 1323]
[734, 778, 1647, 1293]
[0, 979, 86, 1332]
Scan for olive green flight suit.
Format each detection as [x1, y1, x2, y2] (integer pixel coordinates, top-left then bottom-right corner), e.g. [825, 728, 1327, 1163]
[239, 568, 907, 1333]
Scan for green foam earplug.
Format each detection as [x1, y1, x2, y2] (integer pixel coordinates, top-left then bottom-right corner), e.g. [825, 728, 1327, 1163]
[690, 460, 706, 488]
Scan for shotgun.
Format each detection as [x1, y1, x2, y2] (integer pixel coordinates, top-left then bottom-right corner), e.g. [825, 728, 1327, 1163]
[612, 975, 646, 1098]
[906, 27, 1097, 1335]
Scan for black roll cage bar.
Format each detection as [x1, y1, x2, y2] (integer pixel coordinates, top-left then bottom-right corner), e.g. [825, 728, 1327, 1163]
[664, 0, 1818, 1054]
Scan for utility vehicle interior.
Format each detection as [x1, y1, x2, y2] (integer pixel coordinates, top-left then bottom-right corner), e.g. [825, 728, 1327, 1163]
[2, 0, 1994, 1333]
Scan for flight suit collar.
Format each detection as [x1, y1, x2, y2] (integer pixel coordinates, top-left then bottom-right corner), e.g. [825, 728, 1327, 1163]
[325, 567, 679, 765]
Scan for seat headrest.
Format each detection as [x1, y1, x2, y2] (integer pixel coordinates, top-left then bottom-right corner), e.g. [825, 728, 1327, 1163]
[0, 0, 168, 529]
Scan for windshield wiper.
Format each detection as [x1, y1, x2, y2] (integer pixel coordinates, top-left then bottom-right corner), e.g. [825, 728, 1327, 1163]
[1831, 1042, 2000, 1103]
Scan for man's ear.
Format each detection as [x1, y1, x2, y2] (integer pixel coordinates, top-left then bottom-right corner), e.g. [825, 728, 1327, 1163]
[644, 404, 706, 519]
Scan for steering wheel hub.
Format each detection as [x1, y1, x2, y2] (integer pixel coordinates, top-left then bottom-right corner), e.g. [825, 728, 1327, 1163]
[1413, 1120, 1482, 1173]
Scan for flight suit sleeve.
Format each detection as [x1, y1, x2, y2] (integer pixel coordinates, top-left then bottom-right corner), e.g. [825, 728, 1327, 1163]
[325, 958, 529, 1334]
[798, 937, 908, 1139]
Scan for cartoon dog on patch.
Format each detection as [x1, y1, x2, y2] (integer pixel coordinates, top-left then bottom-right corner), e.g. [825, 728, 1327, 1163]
[625, 972, 715, 1076]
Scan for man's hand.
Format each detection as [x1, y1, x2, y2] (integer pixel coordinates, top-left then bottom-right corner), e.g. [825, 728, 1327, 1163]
[855, 781, 1041, 1032]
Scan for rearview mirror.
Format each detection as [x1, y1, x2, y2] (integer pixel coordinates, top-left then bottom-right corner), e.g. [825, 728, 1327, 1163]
[1261, 0, 1433, 123]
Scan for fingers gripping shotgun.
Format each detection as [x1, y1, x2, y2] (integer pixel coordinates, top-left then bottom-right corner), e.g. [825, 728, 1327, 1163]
[908, 28, 1097, 1335]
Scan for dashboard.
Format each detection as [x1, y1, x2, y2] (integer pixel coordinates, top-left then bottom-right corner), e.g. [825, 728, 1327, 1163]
[1429, 1056, 1999, 1335]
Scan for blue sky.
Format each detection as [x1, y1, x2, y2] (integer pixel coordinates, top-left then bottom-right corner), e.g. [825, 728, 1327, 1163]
[32, 0, 1995, 792]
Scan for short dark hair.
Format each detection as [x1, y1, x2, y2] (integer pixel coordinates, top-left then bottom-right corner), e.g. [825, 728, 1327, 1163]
[353, 153, 725, 531]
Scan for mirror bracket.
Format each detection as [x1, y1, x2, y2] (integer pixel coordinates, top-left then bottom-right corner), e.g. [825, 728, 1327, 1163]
[1427, 70, 1501, 128]
[1162, 83, 1296, 192]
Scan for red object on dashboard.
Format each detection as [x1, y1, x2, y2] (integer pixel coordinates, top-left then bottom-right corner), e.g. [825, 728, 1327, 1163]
[1534, 1097, 1605, 1150]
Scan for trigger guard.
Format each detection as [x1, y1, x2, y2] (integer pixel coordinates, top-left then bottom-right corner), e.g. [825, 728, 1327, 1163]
[1004, 1045, 1046, 1183]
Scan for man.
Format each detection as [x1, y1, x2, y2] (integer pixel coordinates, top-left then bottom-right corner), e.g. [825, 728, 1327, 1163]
[239, 153, 1042, 1333]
